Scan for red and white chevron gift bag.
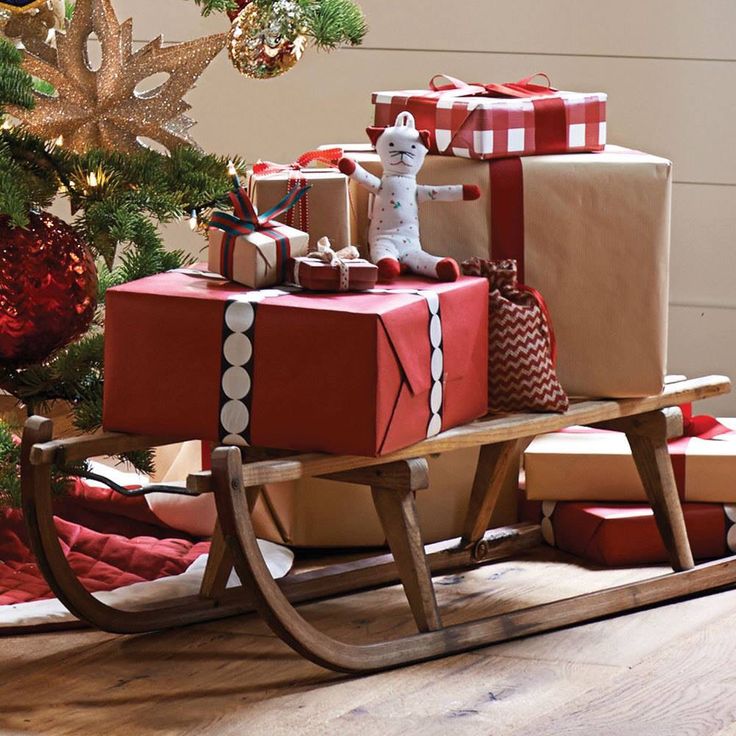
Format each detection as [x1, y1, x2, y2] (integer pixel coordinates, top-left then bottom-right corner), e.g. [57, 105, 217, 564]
[462, 258, 569, 413]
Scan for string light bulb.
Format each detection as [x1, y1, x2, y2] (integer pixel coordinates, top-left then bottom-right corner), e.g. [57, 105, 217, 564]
[188, 209, 198, 231]
[87, 171, 98, 187]
[227, 160, 241, 188]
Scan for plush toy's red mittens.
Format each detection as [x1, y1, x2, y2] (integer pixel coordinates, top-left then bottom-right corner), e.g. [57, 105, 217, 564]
[463, 184, 481, 201]
[338, 157, 356, 175]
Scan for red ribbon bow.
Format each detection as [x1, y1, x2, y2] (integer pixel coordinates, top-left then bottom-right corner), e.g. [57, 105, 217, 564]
[251, 148, 343, 232]
[680, 403, 733, 440]
[429, 73, 558, 99]
[252, 148, 344, 177]
[669, 404, 734, 500]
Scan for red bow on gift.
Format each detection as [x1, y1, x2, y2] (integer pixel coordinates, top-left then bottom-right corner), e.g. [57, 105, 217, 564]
[680, 403, 733, 440]
[252, 148, 344, 177]
[429, 73, 558, 99]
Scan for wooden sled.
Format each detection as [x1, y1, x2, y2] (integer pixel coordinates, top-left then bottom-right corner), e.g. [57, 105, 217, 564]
[20, 375, 736, 673]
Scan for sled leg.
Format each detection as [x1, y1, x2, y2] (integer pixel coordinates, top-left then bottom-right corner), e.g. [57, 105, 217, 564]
[460, 440, 523, 549]
[598, 410, 694, 572]
[370, 458, 440, 632]
[200, 486, 260, 600]
[20, 417, 250, 633]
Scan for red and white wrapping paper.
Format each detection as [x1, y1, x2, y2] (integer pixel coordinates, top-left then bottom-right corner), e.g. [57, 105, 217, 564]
[372, 74, 606, 160]
[525, 417, 736, 503]
[520, 494, 736, 567]
[103, 269, 488, 457]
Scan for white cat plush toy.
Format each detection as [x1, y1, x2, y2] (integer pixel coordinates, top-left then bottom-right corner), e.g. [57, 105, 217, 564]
[338, 111, 481, 282]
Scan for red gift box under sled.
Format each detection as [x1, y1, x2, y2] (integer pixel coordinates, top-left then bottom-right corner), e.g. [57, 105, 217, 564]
[521, 495, 736, 567]
[103, 269, 488, 457]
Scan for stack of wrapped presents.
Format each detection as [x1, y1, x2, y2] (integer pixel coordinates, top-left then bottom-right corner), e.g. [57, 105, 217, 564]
[101, 73, 706, 554]
[521, 405, 736, 566]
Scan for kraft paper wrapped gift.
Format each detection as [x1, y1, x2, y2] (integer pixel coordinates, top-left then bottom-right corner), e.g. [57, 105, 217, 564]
[249, 149, 352, 250]
[333, 144, 672, 398]
[372, 74, 606, 160]
[525, 418, 736, 503]
[103, 269, 488, 457]
[252, 446, 519, 547]
[146, 442, 521, 548]
[208, 187, 310, 289]
[520, 495, 736, 567]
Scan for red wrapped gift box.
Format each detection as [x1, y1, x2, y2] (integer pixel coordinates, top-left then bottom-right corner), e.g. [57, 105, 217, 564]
[520, 495, 736, 566]
[103, 269, 488, 457]
[287, 255, 377, 292]
[372, 74, 606, 161]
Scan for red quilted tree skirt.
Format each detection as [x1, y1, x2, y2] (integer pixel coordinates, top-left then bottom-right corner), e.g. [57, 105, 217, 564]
[0, 476, 216, 631]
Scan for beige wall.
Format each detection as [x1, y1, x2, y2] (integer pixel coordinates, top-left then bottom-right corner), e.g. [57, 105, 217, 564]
[119, 0, 736, 413]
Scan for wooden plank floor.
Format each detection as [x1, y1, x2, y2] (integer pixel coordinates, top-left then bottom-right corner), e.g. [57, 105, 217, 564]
[3, 548, 736, 736]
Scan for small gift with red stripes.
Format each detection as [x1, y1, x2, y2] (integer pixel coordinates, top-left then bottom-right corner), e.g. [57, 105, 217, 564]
[249, 148, 353, 250]
[208, 186, 310, 289]
[287, 237, 378, 292]
[372, 74, 606, 161]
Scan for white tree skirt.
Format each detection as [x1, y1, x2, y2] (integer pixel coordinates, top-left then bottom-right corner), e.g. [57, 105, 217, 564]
[0, 541, 294, 631]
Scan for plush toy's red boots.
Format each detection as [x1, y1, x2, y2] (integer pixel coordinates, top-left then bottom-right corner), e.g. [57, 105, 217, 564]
[377, 258, 401, 282]
[436, 258, 460, 282]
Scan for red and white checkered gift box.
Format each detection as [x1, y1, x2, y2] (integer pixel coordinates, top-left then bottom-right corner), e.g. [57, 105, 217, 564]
[372, 74, 607, 161]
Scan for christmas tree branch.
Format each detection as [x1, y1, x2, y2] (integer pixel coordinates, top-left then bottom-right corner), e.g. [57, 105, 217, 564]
[192, 0, 239, 16]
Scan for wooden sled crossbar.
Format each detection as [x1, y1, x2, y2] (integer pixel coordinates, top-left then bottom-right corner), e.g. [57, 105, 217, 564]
[19, 375, 736, 673]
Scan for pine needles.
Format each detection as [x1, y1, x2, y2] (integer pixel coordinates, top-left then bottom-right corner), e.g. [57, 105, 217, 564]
[302, 0, 367, 48]
[0, 38, 34, 112]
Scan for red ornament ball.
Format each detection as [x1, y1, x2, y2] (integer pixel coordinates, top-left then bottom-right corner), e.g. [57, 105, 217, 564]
[0, 211, 98, 367]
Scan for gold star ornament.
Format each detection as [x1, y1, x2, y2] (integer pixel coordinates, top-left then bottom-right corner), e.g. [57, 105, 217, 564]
[10, 0, 227, 153]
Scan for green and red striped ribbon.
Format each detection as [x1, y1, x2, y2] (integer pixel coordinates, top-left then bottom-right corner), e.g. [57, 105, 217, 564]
[210, 185, 309, 281]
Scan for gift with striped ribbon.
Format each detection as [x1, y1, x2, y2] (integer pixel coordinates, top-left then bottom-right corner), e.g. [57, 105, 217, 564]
[208, 186, 310, 288]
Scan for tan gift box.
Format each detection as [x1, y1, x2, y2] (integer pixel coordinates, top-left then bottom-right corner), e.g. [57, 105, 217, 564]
[328, 144, 672, 399]
[525, 419, 736, 503]
[249, 169, 353, 250]
[251, 447, 519, 547]
[207, 222, 309, 289]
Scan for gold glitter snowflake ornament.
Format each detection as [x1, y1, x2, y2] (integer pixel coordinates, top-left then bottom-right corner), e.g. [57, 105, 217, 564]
[10, 0, 226, 153]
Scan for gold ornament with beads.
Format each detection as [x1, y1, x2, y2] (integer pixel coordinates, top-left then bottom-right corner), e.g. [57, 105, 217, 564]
[227, 1, 307, 80]
[0, 0, 64, 59]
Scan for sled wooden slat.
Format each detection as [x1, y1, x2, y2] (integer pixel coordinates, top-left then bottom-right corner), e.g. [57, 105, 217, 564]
[19, 374, 736, 673]
[185, 375, 730, 495]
